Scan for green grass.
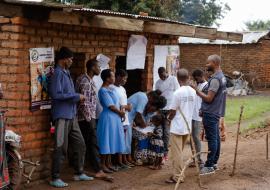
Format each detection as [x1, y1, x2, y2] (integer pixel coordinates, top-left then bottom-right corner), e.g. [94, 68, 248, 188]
[225, 96, 270, 124]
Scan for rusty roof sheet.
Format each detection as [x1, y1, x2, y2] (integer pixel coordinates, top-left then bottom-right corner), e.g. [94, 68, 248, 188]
[4, 0, 213, 28]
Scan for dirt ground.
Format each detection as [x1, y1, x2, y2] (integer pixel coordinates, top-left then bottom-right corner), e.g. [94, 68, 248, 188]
[26, 122, 270, 190]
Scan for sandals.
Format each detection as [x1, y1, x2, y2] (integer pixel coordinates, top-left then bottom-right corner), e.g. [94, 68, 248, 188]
[95, 175, 114, 183]
[50, 179, 69, 188]
[165, 176, 184, 184]
[102, 167, 114, 174]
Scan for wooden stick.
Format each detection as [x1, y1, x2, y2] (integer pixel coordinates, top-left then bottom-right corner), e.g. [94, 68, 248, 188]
[230, 105, 244, 176]
[266, 133, 269, 160]
[174, 108, 203, 190]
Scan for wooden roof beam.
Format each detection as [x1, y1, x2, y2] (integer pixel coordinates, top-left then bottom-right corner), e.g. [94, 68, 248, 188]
[48, 10, 144, 32]
[143, 21, 196, 37]
[194, 27, 217, 40]
[217, 31, 243, 42]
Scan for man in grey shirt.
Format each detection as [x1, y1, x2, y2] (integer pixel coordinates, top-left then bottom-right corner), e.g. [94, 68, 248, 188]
[191, 54, 227, 175]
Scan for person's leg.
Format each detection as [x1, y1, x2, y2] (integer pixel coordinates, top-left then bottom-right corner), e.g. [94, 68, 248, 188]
[203, 113, 219, 168]
[86, 119, 103, 173]
[162, 111, 170, 158]
[192, 120, 202, 162]
[78, 120, 90, 164]
[214, 120, 221, 166]
[51, 119, 69, 187]
[69, 118, 92, 181]
[169, 134, 185, 182]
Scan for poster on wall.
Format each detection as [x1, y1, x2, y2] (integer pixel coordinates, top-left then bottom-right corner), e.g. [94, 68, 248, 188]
[29, 47, 54, 111]
[153, 45, 180, 88]
[126, 35, 148, 70]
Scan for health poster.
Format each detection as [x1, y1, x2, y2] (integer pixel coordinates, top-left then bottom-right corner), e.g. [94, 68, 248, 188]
[29, 47, 54, 111]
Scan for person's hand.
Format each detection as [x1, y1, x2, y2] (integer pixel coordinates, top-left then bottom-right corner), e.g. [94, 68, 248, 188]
[126, 103, 132, 112]
[119, 111, 125, 118]
[147, 132, 153, 137]
[80, 94, 86, 101]
[189, 83, 197, 90]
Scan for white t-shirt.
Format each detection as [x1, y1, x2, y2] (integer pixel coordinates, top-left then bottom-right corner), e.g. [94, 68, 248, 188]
[111, 85, 130, 126]
[192, 81, 208, 121]
[155, 75, 180, 110]
[170, 86, 196, 135]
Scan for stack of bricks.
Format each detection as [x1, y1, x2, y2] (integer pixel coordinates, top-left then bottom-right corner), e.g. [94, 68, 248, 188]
[0, 16, 178, 183]
[180, 42, 270, 87]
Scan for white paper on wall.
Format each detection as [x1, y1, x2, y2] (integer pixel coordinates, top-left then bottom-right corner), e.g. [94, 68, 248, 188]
[126, 35, 147, 70]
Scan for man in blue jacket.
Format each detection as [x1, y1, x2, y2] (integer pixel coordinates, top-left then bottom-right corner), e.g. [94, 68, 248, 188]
[48, 47, 92, 188]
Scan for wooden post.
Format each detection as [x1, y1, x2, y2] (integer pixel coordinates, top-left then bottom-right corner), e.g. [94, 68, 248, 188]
[266, 133, 269, 160]
[174, 108, 203, 190]
[230, 106, 244, 176]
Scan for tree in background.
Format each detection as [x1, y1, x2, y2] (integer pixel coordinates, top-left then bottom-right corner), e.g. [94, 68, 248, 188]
[180, 0, 230, 26]
[245, 20, 270, 31]
[51, 0, 229, 27]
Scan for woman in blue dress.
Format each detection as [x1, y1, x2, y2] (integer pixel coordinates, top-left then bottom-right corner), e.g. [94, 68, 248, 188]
[97, 69, 126, 173]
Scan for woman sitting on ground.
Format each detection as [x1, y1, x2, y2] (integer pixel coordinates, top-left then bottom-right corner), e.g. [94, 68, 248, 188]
[132, 95, 167, 165]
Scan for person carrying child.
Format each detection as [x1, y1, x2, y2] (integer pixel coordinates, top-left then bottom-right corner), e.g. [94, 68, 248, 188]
[147, 114, 165, 170]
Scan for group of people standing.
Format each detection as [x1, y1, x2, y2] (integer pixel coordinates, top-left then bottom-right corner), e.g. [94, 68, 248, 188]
[48, 46, 226, 188]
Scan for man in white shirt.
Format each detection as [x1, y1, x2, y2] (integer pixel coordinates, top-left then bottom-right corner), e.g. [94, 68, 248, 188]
[155, 67, 180, 159]
[166, 69, 196, 184]
[191, 69, 208, 165]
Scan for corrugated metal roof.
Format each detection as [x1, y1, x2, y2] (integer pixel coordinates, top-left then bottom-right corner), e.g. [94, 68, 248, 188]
[4, 0, 214, 28]
[73, 8, 196, 26]
[179, 31, 269, 44]
[3, 0, 82, 9]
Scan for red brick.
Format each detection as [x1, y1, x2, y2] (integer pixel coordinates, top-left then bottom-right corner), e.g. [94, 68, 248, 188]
[30, 36, 41, 43]
[24, 27, 36, 35]
[47, 30, 58, 37]
[1, 25, 24, 32]
[1, 58, 21, 65]
[1, 41, 24, 49]
[9, 50, 28, 57]
[11, 17, 29, 25]
[0, 17, 10, 24]
[53, 37, 62, 44]
[73, 40, 81, 46]
[0, 66, 8, 73]
[8, 66, 29, 74]
[0, 49, 9, 56]
[37, 29, 47, 36]
[0, 33, 9, 40]
[10, 33, 29, 41]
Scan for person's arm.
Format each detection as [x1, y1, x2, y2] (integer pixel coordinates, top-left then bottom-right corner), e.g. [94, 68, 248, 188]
[192, 79, 219, 103]
[173, 76, 180, 90]
[135, 113, 147, 128]
[77, 78, 92, 121]
[99, 89, 125, 118]
[167, 92, 179, 122]
[49, 71, 81, 102]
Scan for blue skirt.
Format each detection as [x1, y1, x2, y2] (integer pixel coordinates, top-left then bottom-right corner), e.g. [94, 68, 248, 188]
[97, 110, 125, 154]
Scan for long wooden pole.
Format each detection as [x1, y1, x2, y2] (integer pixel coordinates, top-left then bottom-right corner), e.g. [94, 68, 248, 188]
[174, 108, 202, 190]
[230, 105, 244, 176]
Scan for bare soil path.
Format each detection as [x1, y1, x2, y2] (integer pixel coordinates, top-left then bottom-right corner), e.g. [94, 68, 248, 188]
[26, 125, 270, 190]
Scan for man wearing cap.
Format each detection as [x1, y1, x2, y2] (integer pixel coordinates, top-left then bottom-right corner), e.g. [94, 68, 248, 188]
[48, 47, 92, 188]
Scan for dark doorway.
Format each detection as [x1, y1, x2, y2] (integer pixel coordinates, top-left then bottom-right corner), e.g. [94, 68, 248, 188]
[115, 56, 143, 97]
[69, 53, 86, 83]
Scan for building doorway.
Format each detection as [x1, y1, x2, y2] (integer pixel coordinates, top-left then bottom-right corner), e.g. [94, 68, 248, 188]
[115, 56, 143, 97]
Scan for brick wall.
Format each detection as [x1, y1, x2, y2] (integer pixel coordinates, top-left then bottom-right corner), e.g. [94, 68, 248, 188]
[0, 16, 178, 183]
[180, 41, 270, 87]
